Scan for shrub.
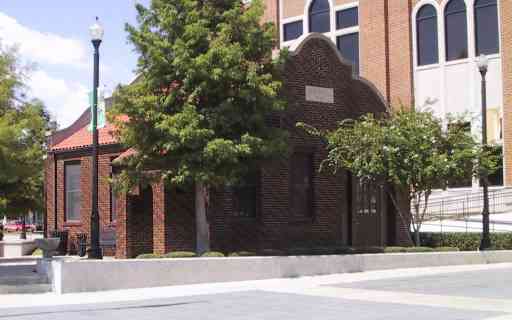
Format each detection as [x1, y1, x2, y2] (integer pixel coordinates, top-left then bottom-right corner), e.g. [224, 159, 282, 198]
[435, 246, 460, 252]
[335, 247, 386, 254]
[164, 251, 197, 258]
[201, 251, 225, 257]
[384, 247, 407, 253]
[420, 232, 512, 251]
[136, 253, 163, 259]
[405, 246, 434, 253]
[229, 251, 257, 257]
[31, 248, 43, 256]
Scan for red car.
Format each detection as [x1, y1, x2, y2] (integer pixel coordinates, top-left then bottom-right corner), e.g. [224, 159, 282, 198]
[3, 221, 36, 232]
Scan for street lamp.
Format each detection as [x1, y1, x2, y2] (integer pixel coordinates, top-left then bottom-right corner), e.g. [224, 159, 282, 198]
[477, 54, 491, 251]
[88, 17, 104, 259]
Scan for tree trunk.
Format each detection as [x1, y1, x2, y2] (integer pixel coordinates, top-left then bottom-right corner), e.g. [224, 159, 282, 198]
[414, 228, 420, 246]
[195, 182, 210, 255]
[20, 215, 27, 240]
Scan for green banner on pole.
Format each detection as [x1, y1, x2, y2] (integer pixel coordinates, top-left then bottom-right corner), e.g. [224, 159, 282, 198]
[88, 88, 106, 131]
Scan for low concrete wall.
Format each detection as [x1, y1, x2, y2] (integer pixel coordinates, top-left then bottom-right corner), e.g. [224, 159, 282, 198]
[0, 240, 36, 258]
[49, 250, 512, 294]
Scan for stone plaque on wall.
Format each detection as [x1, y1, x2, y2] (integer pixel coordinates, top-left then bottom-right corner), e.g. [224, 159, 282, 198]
[305, 85, 334, 104]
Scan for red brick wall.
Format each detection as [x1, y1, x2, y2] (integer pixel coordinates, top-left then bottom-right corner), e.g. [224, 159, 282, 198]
[46, 35, 411, 258]
[46, 145, 122, 255]
[205, 35, 408, 252]
[278, 0, 414, 107]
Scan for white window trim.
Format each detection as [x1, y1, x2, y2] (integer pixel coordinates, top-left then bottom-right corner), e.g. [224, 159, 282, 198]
[333, 3, 360, 74]
[280, 0, 360, 48]
[412, 0, 502, 70]
[281, 15, 305, 46]
[411, 0, 504, 168]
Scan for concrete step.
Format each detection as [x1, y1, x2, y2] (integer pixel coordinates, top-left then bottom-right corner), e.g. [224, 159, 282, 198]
[0, 283, 51, 294]
[0, 262, 51, 294]
[0, 274, 48, 286]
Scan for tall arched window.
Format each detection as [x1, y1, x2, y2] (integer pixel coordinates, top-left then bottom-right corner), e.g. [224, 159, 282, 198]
[445, 0, 468, 61]
[309, 0, 331, 33]
[474, 0, 500, 55]
[416, 4, 439, 66]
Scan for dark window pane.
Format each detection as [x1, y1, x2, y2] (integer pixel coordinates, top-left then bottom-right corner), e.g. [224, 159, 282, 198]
[310, 0, 329, 12]
[336, 7, 358, 29]
[65, 163, 81, 221]
[474, 0, 499, 55]
[445, 0, 468, 61]
[290, 153, 313, 217]
[416, 4, 439, 66]
[337, 33, 359, 75]
[283, 20, 303, 42]
[233, 171, 258, 218]
[309, 0, 330, 33]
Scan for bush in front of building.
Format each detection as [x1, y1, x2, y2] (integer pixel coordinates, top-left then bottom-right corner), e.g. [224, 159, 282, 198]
[228, 251, 257, 257]
[201, 251, 225, 257]
[136, 253, 163, 259]
[163, 251, 198, 258]
[420, 232, 512, 251]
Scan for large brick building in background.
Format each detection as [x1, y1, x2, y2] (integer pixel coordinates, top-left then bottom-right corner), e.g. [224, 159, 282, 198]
[48, 0, 511, 257]
[267, 0, 510, 186]
[45, 34, 408, 258]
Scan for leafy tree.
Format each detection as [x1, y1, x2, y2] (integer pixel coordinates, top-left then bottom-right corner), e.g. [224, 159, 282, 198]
[299, 109, 498, 245]
[0, 44, 51, 226]
[110, 0, 287, 253]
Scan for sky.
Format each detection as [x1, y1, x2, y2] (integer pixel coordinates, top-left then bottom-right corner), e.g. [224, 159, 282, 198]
[0, 0, 150, 128]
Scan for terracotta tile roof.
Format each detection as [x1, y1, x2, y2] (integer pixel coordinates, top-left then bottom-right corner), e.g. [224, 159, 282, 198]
[51, 122, 118, 151]
[51, 115, 128, 151]
[112, 147, 137, 164]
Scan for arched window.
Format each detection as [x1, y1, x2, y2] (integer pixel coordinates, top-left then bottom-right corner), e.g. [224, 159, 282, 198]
[474, 0, 500, 55]
[416, 4, 439, 66]
[309, 0, 331, 33]
[444, 0, 468, 61]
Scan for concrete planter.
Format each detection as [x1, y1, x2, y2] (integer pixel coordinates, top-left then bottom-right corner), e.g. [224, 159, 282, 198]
[45, 250, 512, 294]
[0, 240, 37, 258]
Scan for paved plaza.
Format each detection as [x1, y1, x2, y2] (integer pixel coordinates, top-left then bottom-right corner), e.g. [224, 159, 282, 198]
[1, 263, 512, 319]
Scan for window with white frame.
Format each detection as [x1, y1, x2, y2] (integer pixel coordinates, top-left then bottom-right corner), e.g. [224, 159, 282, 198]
[309, 0, 331, 33]
[65, 162, 81, 221]
[335, 5, 359, 75]
[416, 4, 439, 66]
[283, 20, 303, 42]
[444, 0, 468, 61]
[474, 0, 500, 56]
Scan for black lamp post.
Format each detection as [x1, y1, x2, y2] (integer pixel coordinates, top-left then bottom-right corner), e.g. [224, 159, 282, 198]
[88, 17, 104, 259]
[477, 54, 491, 251]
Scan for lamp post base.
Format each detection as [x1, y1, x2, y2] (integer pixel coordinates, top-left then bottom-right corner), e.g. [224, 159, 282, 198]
[87, 247, 103, 259]
[480, 235, 492, 251]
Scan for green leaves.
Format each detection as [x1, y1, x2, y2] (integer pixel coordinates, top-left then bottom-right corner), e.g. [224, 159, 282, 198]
[111, 0, 287, 189]
[317, 109, 491, 193]
[302, 108, 497, 242]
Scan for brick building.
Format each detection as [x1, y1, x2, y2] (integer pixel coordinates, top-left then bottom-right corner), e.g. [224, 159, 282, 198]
[45, 33, 409, 258]
[270, 0, 510, 187]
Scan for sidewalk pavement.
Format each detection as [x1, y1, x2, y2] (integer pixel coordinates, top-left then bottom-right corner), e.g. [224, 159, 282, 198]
[1, 263, 512, 310]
